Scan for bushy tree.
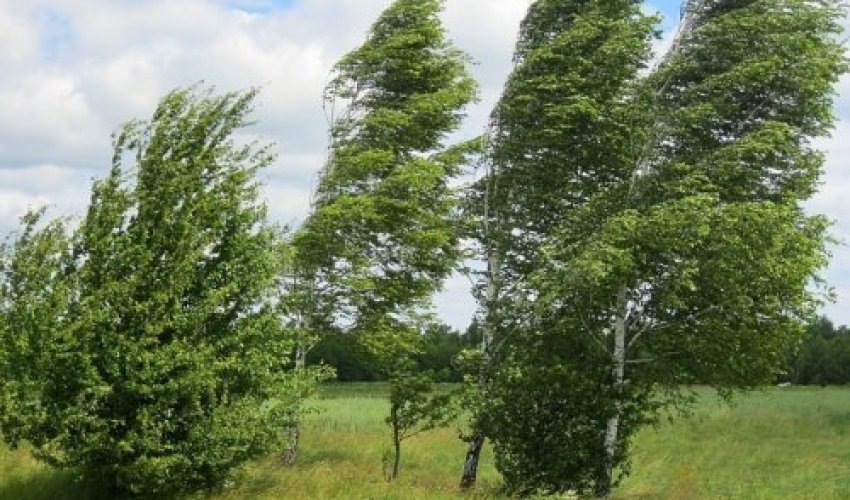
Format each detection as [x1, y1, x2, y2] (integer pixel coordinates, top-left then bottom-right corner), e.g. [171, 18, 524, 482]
[307, 333, 383, 381]
[416, 323, 469, 382]
[0, 87, 308, 496]
[473, 0, 847, 496]
[307, 323, 468, 382]
[0, 211, 72, 451]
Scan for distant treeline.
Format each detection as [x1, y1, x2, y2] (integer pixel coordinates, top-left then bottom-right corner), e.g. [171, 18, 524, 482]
[785, 317, 850, 386]
[308, 316, 850, 386]
[308, 321, 482, 382]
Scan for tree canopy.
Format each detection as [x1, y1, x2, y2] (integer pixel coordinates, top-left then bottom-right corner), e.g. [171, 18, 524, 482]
[469, 0, 847, 496]
[0, 87, 308, 496]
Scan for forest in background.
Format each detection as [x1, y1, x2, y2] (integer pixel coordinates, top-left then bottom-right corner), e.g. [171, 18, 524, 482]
[310, 316, 850, 386]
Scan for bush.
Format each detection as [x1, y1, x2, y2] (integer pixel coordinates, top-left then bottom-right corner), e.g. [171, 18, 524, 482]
[0, 87, 309, 496]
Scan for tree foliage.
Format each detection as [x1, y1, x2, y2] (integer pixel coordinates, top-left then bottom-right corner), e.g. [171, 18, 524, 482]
[791, 317, 850, 385]
[473, 0, 847, 496]
[289, 0, 477, 471]
[385, 364, 456, 480]
[461, 0, 658, 492]
[292, 0, 477, 340]
[307, 323, 470, 382]
[0, 87, 309, 496]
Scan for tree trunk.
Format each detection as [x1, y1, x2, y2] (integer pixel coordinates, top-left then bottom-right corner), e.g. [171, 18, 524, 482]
[282, 333, 308, 465]
[460, 247, 500, 489]
[460, 431, 485, 489]
[597, 287, 628, 498]
[281, 422, 300, 465]
[390, 404, 402, 480]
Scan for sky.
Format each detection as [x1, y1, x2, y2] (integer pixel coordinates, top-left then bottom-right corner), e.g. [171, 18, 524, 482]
[0, 0, 847, 330]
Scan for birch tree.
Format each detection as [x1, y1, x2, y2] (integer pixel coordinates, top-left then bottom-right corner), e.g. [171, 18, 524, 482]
[459, 0, 657, 488]
[294, 0, 476, 331]
[482, 0, 846, 497]
[290, 0, 477, 463]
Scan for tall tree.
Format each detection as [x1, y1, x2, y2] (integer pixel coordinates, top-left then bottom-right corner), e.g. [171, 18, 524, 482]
[0, 88, 308, 496]
[290, 0, 477, 462]
[294, 0, 477, 335]
[483, 0, 846, 497]
[459, 0, 658, 488]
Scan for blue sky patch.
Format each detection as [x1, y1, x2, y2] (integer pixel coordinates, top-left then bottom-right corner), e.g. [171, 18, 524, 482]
[225, 0, 296, 14]
[38, 10, 74, 60]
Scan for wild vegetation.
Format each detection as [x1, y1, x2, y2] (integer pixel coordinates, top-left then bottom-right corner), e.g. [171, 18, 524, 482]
[2, 385, 850, 499]
[0, 0, 847, 497]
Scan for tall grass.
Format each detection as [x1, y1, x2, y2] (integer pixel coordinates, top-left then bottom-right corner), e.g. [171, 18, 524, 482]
[2, 385, 850, 499]
[616, 387, 850, 499]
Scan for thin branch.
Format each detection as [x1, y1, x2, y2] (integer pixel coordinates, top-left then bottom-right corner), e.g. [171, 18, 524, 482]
[627, 304, 720, 350]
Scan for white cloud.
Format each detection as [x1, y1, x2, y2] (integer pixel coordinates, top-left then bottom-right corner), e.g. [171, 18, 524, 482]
[0, 191, 51, 227]
[261, 182, 312, 228]
[434, 271, 479, 329]
[0, 73, 107, 166]
[0, 2, 39, 66]
[0, 164, 92, 230]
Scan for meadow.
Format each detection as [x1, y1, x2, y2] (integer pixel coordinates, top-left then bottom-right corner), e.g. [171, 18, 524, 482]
[2, 385, 850, 499]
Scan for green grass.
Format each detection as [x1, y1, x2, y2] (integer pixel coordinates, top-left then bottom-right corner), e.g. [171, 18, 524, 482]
[615, 386, 850, 499]
[2, 385, 850, 499]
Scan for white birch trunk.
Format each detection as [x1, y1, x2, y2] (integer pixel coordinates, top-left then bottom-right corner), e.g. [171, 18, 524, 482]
[283, 312, 309, 465]
[598, 287, 628, 497]
[460, 246, 500, 489]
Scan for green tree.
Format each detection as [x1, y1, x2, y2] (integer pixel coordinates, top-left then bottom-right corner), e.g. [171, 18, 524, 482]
[384, 363, 456, 481]
[305, 323, 467, 382]
[307, 333, 383, 381]
[416, 323, 469, 382]
[0, 87, 309, 496]
[488, 0, 846, 497]
[0, 210, 72, 451]
[459, 0, 658, 488]
[290, 0, 477, 463]
[294, 0, 477, 334]
[793, 317, 850, 385]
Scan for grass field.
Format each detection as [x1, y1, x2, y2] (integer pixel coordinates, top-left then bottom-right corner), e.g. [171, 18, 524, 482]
[2, 385, 850, 499]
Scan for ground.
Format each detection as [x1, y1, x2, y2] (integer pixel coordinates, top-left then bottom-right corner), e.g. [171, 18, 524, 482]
[2, 385, 849, 499]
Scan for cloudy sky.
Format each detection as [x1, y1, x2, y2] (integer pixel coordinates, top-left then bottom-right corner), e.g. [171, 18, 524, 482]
[0, 0, 847, 329]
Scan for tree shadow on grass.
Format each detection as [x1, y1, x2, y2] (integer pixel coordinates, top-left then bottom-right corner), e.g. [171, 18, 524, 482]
[0, 469, 102, 500]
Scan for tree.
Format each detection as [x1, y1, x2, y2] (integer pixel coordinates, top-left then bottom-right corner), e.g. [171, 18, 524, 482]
[305, 323, 468, 382]
[307, 333, 383, 381]
[290, 0, 477, 463]
[416, 323, 469, 382]
[293, 0, 477, 334]
[0, 210, 72, 451]
[0, 87, 309, 496]
[484, 0, 846, 497]
[384, 363, 455, 480]
[792, 317, 850, 385]
[459, 0, 658, 488]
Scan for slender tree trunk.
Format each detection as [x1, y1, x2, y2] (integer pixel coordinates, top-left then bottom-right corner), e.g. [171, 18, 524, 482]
[460, 248, 500, 489]
[282, 421, 300, 465]
[460, 430, 485, 488]
[282, 320, 308, 465]
[390, 404, 402, 480]
[596, 287, 628, 498]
